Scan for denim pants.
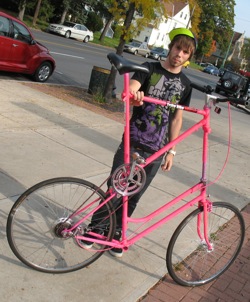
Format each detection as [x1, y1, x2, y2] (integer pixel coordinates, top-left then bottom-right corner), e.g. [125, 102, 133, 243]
[90, 142, 163, 231]
[107, 142, 163, 230]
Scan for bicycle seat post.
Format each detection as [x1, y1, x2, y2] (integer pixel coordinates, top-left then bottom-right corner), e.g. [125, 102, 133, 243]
[123, 72, 131, 166]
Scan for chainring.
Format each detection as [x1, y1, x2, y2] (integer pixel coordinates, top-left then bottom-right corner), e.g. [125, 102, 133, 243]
[111, 163, 146, 196]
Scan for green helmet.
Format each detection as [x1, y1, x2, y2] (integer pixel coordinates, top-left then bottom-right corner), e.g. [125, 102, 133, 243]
[169, 28, 197, 49]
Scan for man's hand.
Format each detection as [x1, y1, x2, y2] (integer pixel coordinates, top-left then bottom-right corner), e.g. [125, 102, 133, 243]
[129, 90, 144, 106]
[161, 153, 174, 171]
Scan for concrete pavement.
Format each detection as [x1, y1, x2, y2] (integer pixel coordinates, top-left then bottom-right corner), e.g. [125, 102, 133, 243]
[0, 80, 249, 302]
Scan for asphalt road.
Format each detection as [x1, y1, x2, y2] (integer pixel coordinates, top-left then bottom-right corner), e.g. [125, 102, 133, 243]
[1, 29, 249, 118]
[0, 29, 220, 92]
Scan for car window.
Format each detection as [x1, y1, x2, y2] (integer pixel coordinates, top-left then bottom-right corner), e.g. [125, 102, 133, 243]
[63, 21, 75, 28]
[0, 16, 10, 37]
[80, 25, 87, 31]
[75, 25, 81, 30]
[131, 42, 140, 47]
[12, 21, 32, 43]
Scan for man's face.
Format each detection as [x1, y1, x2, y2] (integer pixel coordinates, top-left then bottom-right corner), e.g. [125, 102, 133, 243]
[168, 43, 191, 68]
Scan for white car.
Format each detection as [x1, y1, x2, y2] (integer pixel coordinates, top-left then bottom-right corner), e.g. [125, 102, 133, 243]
[48, 21, 93, 43]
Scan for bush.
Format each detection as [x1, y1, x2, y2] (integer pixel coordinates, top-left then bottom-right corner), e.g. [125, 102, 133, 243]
[86, 12, 103, 32]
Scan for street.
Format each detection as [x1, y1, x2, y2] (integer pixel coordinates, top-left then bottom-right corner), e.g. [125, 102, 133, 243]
[1, 29, 220, 92]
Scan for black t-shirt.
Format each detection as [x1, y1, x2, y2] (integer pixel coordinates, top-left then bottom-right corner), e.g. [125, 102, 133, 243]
[129, 61, 192, 152]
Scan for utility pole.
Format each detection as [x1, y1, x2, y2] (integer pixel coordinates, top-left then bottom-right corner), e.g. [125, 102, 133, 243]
[221, 31, 234, 68]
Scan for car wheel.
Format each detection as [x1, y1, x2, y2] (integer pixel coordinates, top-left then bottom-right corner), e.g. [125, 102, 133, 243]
[134, 50, 138, 55]
[223, 80, 233, 89]
[84, 36, 90, 43]
[33, 62, 52, 82]
[65, 31, 71, 38]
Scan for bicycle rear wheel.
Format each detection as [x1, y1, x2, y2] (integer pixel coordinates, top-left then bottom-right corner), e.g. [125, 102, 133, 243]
[166, 202, 245, 286]
[7, 177, 116, 273]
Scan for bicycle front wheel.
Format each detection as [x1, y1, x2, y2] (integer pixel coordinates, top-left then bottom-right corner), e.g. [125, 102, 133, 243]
[166, 202, 245, 286]
[7, 177, 116, 273]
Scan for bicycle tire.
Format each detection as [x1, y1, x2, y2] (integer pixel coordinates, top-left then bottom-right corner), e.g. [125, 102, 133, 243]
[166, 202, 245, 286]
[7, 177, 116, 273]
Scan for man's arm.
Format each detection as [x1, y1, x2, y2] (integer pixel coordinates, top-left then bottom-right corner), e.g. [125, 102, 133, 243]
[161, 109, 183, 171]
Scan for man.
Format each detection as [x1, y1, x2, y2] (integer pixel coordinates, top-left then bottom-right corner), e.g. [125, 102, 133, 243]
[84, 28, 197, 257]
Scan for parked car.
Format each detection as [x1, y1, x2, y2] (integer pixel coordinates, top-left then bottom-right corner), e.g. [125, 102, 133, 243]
[215, 70, 248, 98]
[123, 41, 150, 57]
[203, 66, 219, 76]
[0, 12, 55, 82]
[48, 21, 93, 43]
[149, 47, 168, 60]
[198, 62, 214, 68]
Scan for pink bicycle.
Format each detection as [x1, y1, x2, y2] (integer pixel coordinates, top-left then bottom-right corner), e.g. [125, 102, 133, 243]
[7, 53, 245, 286]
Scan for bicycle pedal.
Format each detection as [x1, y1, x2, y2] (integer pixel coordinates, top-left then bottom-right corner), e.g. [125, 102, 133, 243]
[132, 152, 146, 164]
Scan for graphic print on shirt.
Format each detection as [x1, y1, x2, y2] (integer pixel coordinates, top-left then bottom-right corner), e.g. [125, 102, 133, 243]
[130, 73, 185, 151]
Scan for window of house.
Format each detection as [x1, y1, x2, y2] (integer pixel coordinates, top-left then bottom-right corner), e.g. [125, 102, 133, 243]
[180, 12, 183, 18]
[184, 14, 187, 20]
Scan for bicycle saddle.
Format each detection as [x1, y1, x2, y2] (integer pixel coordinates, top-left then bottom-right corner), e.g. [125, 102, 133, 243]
[107, 52, 149, 75]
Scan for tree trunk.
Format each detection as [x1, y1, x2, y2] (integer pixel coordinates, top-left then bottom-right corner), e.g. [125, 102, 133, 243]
[103, 2, 136, 103]
[32, 0, 43, 26]
[18, 0, 26, 21]
[99, 17, 113, 42]
[60, 8, 68, 24]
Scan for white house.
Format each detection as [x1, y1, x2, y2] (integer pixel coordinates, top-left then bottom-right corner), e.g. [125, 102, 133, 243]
[134, 1, 191, 49]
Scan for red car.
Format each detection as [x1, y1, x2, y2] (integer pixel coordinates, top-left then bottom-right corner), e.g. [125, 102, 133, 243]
[0, 12, 55, 82]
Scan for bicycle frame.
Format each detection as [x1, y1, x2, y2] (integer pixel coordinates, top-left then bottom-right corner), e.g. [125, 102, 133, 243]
[71, 70, 218, 252]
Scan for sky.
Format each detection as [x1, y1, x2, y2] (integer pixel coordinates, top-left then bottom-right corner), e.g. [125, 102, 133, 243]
[234, 0, 250, 37]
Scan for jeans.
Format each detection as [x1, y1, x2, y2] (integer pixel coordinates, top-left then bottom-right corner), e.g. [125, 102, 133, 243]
[107, 142, 163, 230]
[90, 142, 163, 231]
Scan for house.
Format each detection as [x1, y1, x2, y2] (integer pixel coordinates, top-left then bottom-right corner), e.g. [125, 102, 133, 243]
[210, 32, 246, 69]
[133, 1, 191, 49]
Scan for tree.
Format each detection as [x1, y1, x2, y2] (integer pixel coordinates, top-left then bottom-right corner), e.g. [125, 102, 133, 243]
[196, 0, 235, 59]
[32, 0, 43, 26]
[103, 0, 167, 102]
[86, 12, 103, 32]
[93, 0, 114, 42]
[18, 0, 27, 20]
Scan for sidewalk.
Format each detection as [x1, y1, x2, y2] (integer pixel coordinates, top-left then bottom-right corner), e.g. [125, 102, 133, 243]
[0, 80, 249, 302]
[140, 204, 250, 302]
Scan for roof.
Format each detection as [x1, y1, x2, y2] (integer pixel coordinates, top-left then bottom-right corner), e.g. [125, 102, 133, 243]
[164, 0, 188, 17]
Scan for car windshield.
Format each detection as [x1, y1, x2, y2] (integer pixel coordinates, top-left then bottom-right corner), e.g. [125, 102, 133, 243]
[129, 42, 141, 47]
[63, 21, 76, 28]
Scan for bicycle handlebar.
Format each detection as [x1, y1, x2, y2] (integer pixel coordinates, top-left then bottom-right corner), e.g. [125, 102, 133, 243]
[190, 82, 246, 106]
[190, 83, 214, 94]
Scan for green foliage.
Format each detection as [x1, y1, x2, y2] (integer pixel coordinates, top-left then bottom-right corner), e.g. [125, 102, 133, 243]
[108, 0, 165, 42]
[26, 0, 55, 22]
[196, 0, 235, 58]
[86, 12, 103, 32]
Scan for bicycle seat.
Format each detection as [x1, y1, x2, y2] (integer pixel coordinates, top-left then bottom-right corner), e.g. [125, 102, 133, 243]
[107, 52, 149, 75]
